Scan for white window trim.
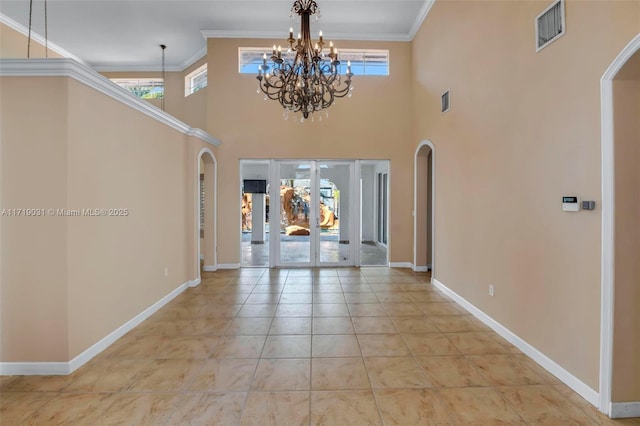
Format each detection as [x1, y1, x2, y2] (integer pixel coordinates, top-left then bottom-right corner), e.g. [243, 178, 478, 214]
[185, 64, 207, 97]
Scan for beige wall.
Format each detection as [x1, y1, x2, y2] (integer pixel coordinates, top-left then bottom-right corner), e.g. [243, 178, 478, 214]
[100, 56, 207, 130]
[0, 22, 62, 59]
[206, 38, 413, 264]
[0, 77, 69, 361]
[411, 0, 639, 391]
[0, 74, 214, 362]
[611, 53, 640, 402]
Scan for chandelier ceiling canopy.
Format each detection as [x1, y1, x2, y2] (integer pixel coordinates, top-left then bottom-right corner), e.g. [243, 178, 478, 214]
[256, 0, 353, 121]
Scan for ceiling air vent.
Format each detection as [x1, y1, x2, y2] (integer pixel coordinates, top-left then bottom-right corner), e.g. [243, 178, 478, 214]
[536, 0, 565, 52]
[441, 90, 450, 113]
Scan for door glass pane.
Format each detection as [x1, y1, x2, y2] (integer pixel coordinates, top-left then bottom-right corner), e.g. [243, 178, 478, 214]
[279, 162, 311, 264]
[319, 162, 350, 264]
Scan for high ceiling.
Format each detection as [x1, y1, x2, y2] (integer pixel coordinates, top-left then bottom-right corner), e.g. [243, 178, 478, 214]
[0, 0, 431, 71]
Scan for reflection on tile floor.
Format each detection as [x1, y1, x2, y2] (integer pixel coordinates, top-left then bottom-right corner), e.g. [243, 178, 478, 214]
[242, 233, 388, 267]
[2, 267, 639, 425]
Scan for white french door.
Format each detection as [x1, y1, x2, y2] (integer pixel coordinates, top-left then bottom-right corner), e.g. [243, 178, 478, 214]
[270, 160, 358, 267]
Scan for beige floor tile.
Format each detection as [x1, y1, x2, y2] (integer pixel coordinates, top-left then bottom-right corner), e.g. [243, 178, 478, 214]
[376, 292, 415, 303]
[130, 317, 230, 337]
[211, 335, 266, 358]
[311, 390, 382, 425]
[417, 302, 467, 316]
[383, 302, 424, 316]
[251, 358, 311, 391]
[245, 293, 281, 304]
[312, 317, 355, 334]
[197, 304, 243, 318]
[169, 392, 245, 425]
[312, 292, 346, 303]
[275, 303, 313, 317]
[352, 316, 397, 333]
[280, 293, 313, 303]
[225, 317, 273, 335]
[106, 335, 166, 359]
[252, 284, 285, 294]
[432, 315, 489, 333]
[282, 284, 313, 293]
[189, 358, 258, 391]
[344, 292, 380, 303]
[467, 354, 547, 385]
[1, 374, 74, 392]
[95, 392, 182, 425]
[357, 333, 410, 356]
[341, 284, 373, 293]
[348, 303, 388, 317]
[446, 332, 511, 355]
[262, 335, 311, 358]
[237, 303, 278, 318]
[408, 292, 451, 303]
[240, 391, 310, 426]
[314, 284, 343, 292]
[65, 358, 148, 392]
[499, 385, 598, 424]
[311, 358, 371, 390]
[312, 334, 362, 357]
[375, 388, 456, 425]
[313, 303, 350, 317]
[391, 316, 440, 333]
[0, 392, 58, 425]
[126, 359, 203, 392]
[438, 387, 526, 425]
[416, 355, 489, 387]
[155, 335, 220, 359]
[364, 357, 431, 389]
[23, 393, 115, 425]
[401, 333, 460, 356]
[269, 317, 312, 335]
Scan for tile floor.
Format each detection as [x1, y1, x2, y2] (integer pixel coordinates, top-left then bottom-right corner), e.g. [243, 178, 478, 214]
[2, 267, 639, 425]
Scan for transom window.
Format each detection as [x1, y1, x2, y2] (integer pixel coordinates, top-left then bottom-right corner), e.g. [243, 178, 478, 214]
[238, 47, 389, 76]
[110, 78, 164, 99]
[185, 64, 208, 97]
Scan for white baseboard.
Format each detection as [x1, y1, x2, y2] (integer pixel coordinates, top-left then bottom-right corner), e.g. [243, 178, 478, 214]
[0, 362, 69, 375]
[389, 262, 413, 269]
[0, 279, 192, 376]
[432, 278, 600, 408]
[217, 263, 241, 269]
[412, 265, 430, 272]
[190, 278, 201, 287]
[611, 402, 640, 418]
[203, 265, 217, 272]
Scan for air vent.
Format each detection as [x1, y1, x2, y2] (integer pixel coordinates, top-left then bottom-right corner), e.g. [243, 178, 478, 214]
[536, 0, 565, 52]
[441, 90, 450, 113]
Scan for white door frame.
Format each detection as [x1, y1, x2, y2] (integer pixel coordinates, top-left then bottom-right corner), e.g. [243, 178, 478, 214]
[599, 33, 640, 415]
[196, 147, 217, 283]
[413, 140, 436, 276]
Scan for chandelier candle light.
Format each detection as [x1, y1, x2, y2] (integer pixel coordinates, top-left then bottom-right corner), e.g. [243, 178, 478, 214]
[256, 0, 353, 121]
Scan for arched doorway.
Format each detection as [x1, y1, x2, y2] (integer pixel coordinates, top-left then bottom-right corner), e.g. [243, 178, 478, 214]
[414, 140, 435, 276]
[600, 33, 640, 417]
[197, 148, 217, 281]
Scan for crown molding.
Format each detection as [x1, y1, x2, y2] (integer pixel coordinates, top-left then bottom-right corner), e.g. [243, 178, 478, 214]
[0, 58, 221, 147]
[408, 0, 436, 40]
[90, 46, 207, 73]
[0, 13, 86, 64]
[201, 29, 412, 42]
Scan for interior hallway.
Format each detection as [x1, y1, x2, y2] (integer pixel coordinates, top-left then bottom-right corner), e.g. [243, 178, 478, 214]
[1, 268, 639, 425]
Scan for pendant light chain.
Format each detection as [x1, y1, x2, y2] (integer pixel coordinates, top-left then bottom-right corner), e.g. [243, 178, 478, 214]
[44, 0, 48, 57]
[27, 0, 33, 58]
[160, 44, 167, 111]
[26, 0, 49, 58]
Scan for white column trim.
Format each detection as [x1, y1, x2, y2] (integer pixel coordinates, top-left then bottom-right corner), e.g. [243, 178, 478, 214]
[413, 140, 436, 278]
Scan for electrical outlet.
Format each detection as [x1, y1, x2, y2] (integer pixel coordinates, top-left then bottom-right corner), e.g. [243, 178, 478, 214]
[164, 267, 168, 277]
[489, 285, 495, 297]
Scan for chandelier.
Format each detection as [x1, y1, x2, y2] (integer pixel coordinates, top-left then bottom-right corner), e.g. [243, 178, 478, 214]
[256, 0, 353, 121]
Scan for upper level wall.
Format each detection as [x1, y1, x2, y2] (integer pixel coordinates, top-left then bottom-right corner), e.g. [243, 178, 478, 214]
[206, 38, 414, 264]
[0, 22, 63, 59]
[1, 60, 218, 364]
[411, 0, 639, 394]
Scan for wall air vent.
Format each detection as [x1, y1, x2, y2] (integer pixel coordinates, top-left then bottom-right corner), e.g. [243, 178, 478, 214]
[536, 0, 565, 52]
[441, 90, 450, 113]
